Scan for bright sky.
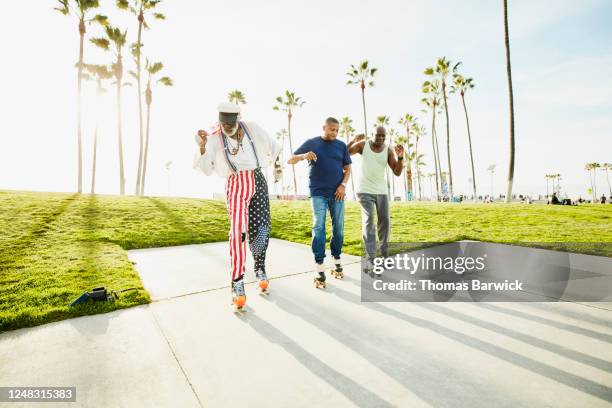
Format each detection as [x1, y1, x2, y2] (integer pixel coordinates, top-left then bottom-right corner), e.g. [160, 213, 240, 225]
[1, 0, 611, 199]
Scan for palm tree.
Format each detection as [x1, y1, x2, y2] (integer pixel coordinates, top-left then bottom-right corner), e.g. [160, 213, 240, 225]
[414, 154, 426, 200]
[398, 114, 416, 200]
[387, 128, 399, 199]
[602, 163, 612, 197]
[427, 173, 436, 200]
[422, 80, 443, 200]
[53, 1, 107, 193]
[339, 116, 357, 199]
[83, 63, 112, 194]
[412, 123, 426, 200]
[425, 57, 458, 198]
[346, 60, 377, 137]
[555, 173, 562, 194]
[116, 0, 166, 196]
[273, 90, 306, 196]
[503, 0, 516, 203]
[228, 89, 247, 105]
[91, 25, 129, 195]
[585, 163, 600, 201]
[451, 69, 477, 202]
[544, 174, 552, 197]
[140, 60, 172, 196]
[275, 129, 288, 197]
[395, 134, 415, 201]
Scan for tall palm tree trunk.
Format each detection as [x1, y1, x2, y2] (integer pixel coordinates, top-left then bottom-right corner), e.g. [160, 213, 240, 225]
[433, 117, 444, 199]
[415, 140, 422, 200]
[605, 168, 611, 196]
[442, 82, 453, 198]
[91, 126, 97, 194]
[287, 113, 298, 197]
[404, 165, 410, 201]
[590, 171, 595, 201]
[461, 94, 477, 202]
[135, 15, 145, 196]
[116, 82, 126, 195]
[361, 85, 368, 136]
[434, 128, 444, 197]
[503, 0, 515, 203]
[431, 111, 440, 201]
[141, 85, 152, 196]
[76, 18, 85, 194]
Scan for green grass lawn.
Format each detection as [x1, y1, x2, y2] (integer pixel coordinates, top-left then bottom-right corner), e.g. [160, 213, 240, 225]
[1, 189, 610, 333]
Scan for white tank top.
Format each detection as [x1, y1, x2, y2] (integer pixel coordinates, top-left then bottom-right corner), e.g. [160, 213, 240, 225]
[357, 141, 388, 195]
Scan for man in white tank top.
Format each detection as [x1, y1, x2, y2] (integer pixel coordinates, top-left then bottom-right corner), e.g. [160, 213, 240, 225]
[347, 126, 404, 273]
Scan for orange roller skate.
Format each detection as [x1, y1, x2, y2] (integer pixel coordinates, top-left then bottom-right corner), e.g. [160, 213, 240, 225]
[231, 279, 247, 311]
[256, 270, 269, 294]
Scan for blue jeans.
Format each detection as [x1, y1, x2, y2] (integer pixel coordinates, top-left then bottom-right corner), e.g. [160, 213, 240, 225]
[311, 196, 345, 264]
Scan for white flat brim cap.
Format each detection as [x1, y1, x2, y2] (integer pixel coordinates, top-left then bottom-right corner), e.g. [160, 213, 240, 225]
[217, 102, 240, 123]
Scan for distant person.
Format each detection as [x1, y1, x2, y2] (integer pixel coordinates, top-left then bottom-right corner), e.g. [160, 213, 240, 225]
[347, 127, 404, 274]
[601, 195, 607, 204]
[550, 192, 561, 205]
[193, 103, 282, 310]
[289, 117, 352, 287]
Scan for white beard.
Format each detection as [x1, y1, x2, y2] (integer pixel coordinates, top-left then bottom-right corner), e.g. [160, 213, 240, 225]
[221, 124, 239, 137]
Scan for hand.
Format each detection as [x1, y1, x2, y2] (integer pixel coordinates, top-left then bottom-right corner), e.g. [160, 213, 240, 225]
[394, 144, 404, 158]
[196, 129, 209, 147]
[353, 133, 367, 143]
[335, 184, 346, 201]
[273, 162, 283, 183]
[302, 151, 317, 162]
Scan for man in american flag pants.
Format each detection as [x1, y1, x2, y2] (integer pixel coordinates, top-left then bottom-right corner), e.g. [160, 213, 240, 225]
[194, 103, 282, 310]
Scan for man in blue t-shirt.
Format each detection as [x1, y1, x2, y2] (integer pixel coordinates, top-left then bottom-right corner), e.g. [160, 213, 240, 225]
[288, 117, 352, 287]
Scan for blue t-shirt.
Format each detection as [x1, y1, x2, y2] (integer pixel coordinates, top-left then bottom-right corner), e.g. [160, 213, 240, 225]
[294, 136, 352, 198]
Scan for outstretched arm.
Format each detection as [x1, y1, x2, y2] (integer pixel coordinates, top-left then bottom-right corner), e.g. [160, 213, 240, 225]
[288, 151, 317, 165]
[388, 145, 404, 176]
[347, 134, 367, 155]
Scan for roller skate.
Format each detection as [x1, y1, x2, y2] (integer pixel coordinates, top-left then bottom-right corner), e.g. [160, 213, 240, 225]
[362, 257, 374, 275]
[231, 279, 247, 311]
[255, 270, 269, 294]
[314, 262, 327, 289]
[330, 257, 344, 279]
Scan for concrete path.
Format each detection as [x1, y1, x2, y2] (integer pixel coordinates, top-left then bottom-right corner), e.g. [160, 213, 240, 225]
[1, 239, 611, 407]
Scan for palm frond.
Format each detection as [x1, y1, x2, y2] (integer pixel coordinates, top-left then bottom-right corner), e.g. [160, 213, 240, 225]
[149, 61, 163, 74]
[90, 37, 110, 50]
[157, 76, 173, 86]
[89, 14, 108, 26]
[54, 0, 70, 15]
[116, 0, 129, 10]
[145, 0, 161, 9]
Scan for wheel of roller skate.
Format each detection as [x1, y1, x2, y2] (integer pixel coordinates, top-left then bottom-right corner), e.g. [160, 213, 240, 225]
[259, 280, 269, 291]
[233, 295, 246, 309]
